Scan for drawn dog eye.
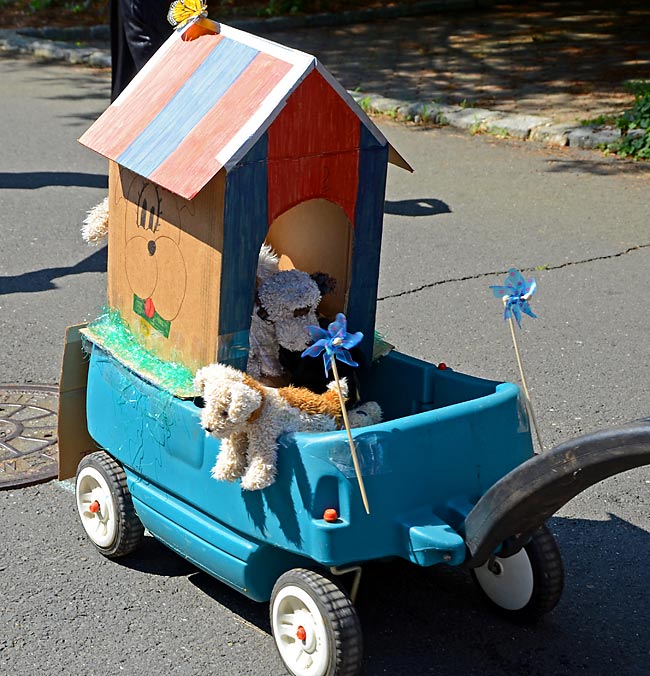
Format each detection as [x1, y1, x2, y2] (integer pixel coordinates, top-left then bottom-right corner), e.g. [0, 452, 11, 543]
[293, 306, 311, 318]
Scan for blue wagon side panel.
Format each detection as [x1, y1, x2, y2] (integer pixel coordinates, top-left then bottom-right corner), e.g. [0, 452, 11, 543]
[85, 346, 533, 590]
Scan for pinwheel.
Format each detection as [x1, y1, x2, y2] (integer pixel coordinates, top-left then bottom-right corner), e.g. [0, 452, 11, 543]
[302, 313, 370, 513]
[489, 268, 537, 328]
[302, 313, 363, 376]
[490, 269, 544, 452]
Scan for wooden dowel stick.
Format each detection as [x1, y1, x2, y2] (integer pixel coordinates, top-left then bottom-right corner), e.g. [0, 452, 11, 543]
[507, 313, 544, 453]
[330, 358, 371, 514]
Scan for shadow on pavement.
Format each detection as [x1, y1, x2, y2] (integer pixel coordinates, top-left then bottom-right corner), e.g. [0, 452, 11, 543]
[543, 157, 650, 177]
[174, 513, 650, 675]
[0, 245, 107, 294]
[0, 171, 108, 190]
[117, 534, 198, 577]
[385, 197, 451, 217]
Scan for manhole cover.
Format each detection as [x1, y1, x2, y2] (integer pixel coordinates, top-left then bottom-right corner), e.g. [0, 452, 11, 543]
[0, 384, 58, 489]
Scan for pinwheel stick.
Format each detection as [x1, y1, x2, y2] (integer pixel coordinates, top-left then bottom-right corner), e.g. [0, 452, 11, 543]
[330, 339, 371, 514]
[503, 296, 544, 453]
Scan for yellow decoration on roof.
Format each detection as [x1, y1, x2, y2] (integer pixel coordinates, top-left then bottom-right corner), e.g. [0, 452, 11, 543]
[167, 0, 208, 28]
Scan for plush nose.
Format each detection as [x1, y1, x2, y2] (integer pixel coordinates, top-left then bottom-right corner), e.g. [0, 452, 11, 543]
[147, 240, 156, 256]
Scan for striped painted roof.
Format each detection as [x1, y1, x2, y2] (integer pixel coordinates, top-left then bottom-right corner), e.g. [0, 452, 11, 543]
[79, 22, 402, 200]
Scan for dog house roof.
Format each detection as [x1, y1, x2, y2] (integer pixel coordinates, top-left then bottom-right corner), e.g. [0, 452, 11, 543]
[79, 21, 412, 200]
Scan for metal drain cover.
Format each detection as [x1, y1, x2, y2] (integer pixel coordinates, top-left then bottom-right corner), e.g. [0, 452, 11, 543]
[0, 384, 58, 489]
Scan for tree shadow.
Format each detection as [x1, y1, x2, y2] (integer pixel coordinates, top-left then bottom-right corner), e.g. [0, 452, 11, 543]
[384, 197, 451, 217]
[270, 0, 650, 123]
[0, 245, 107, 294]
[0, 171, 108, 189]
[543, 157, 650, 177]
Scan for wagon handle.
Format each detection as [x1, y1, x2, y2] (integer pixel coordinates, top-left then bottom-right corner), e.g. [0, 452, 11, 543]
[462, 417, 650, 568]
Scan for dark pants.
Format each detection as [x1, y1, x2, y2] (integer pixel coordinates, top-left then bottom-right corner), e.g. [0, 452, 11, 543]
[110, 0, 172, 100]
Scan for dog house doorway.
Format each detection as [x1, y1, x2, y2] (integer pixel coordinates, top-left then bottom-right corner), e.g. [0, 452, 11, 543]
[265, 199, 352, 319]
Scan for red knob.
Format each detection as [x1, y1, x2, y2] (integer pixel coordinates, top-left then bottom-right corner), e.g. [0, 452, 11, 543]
[323, 508, 338, 522]
[296, 626, 307, 641]
[89, 500, 100, 513]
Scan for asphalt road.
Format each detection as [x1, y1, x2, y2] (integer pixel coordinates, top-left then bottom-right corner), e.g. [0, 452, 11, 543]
[1, 54, 649, 676]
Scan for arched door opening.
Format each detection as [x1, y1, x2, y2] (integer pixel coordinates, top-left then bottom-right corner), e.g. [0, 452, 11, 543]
[265, 198, 353, 320]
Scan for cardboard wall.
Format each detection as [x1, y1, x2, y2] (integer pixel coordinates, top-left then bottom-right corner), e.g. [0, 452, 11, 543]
[107, 161, 225, 371]
[266, 198, 353, 318]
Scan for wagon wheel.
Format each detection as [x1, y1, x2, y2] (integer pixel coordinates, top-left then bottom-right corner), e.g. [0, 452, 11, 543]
[471, 524, 564, 623]
[270, 568, 363, 676]
[75, 451, 144, 558]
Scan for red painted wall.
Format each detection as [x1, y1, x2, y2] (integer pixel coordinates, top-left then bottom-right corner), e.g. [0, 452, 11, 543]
[266, 69, 361, 224]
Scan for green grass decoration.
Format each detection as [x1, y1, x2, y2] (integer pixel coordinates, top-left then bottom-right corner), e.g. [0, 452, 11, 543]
[86, 309, 196, 397]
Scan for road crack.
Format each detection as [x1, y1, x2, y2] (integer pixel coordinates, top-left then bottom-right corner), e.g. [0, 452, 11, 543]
[378, 242, 650, 301]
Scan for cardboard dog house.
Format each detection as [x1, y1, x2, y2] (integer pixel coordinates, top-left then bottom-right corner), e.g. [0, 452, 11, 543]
[79, 20, 412, 377]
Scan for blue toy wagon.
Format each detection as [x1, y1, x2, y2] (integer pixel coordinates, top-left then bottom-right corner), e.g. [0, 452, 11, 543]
[58, 18, 650, 676]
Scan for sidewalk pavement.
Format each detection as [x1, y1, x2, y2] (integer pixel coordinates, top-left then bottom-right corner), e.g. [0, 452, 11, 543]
[1, 0, 649, 151]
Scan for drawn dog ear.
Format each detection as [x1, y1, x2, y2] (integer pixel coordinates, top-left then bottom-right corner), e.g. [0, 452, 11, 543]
[310, 272, 337, 297]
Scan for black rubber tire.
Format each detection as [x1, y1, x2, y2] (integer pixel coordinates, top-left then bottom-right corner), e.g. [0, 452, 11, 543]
[471, 524, 564, 623]
[270, 568, 363, 676]
[75, 451, 144, 559]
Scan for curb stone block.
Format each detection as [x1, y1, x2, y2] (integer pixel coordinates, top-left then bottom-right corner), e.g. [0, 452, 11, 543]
[568, 126, 621, 149]
[397, 101, 427, 120]
[32, 42, 67, 60]
[429, 103, 457, 124]
[88, 52, 111, 67]
[442, 107, 506, 130]
[529, 124, 573, 146]
[485, 114, 552, 140]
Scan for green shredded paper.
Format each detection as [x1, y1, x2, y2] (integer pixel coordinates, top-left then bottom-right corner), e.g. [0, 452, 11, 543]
[84, 309, 197, 397]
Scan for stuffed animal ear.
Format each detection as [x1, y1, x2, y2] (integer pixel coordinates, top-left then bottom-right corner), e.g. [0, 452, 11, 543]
[257, 243, 280, 284]
[194, 366, 209, 393]
[328, 376, 348, 399]
[310, 272, 337, 297]
[81, 196, 109, 245]
[228, 382, 263, 425]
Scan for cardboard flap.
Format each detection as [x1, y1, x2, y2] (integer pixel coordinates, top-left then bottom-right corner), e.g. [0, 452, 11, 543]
[389, 144, 414, 173]
[57, 324, 98, 480]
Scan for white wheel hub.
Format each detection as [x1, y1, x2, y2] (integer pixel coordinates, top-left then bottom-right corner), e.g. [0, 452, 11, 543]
[474, 548, 534, 610]
[76, 466, 117, 549]
[271, 584, 329, 676]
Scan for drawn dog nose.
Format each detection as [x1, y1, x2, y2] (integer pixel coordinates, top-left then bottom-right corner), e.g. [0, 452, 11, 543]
[147, 240, 156, 256]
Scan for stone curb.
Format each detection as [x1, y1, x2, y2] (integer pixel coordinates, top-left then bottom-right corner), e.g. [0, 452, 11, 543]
[348, 92, 623, 150]
[0, 0, 624, 153]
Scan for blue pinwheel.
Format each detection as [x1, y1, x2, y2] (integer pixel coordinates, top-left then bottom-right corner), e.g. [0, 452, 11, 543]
[301, 313, 364, 377]
[301, 313, 371, 513]
[489, 269, 544, 452]
[490, 268, 537, 328]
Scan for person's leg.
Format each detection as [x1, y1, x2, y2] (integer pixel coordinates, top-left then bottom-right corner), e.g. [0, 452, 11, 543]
[122, 0, 172, 71]
[110, 0, 137, 101]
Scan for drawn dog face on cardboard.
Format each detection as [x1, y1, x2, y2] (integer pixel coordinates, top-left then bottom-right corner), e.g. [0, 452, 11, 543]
[123, 178, 188, 338]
